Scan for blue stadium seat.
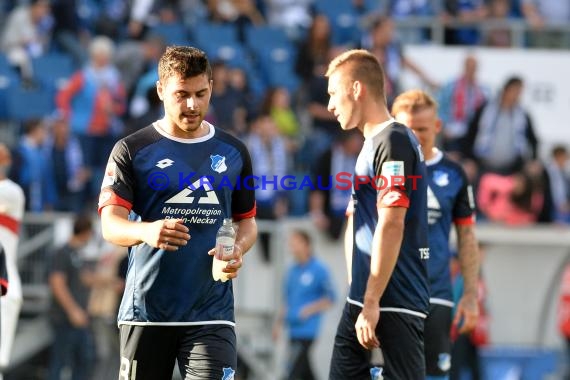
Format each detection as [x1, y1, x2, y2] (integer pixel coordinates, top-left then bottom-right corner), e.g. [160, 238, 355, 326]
[149, 22, 191, 46]
[0, 54, 20, 120]
[243, 24, 299, 93]
[255, 46, 299, 94]
[31, 53, 75, 90]
[192, 22, 239, 48]
[203, 42, 250, 69]
[7, 85, 55, 122]
[314, 0, 368, 45]
[244, 25, 290, 50]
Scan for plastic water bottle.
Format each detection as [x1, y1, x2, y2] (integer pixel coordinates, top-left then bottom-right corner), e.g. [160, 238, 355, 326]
[370, 347, 384, 380]
[370, 366, 383, 380]
[212, 218, 236, 282]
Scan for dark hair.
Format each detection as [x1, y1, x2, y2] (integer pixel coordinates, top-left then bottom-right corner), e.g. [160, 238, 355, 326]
[158, 46, 212, 83]
[370, 14, 389, 31]
[502, 76, 523, 92]
[552, 145, 568, 157]
[30, 0, 50, 5]
[22, 118, 44, 135]
[259, 87, 279, 116]
[291, 229, 311, 246]
[73, 214, 93, 236]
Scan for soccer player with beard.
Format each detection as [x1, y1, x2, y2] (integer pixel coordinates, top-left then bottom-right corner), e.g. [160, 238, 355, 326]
[98, 46, 257, 380]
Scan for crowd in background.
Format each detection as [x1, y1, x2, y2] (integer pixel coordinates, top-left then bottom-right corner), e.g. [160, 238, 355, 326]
[0, 0, 569, 379]
[0, 0, 569, 227]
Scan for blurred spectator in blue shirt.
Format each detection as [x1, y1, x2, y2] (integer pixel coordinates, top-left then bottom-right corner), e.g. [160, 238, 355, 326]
[245, 113, 288, 261]
[442, 0, 488, 45]
[273, 229, 335, 380]
[14, 118, 56, 212]
[546, 145, 570, 223]
[43, 113, 90, 213]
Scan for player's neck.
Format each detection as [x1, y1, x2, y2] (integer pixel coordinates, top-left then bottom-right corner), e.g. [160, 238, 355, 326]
[423, 146, 439, 161]
[362, 107, 393, 139]
[158, 119, 209, 139]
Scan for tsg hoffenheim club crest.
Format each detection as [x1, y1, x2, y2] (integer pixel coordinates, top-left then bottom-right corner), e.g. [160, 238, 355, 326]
[210, 154, 227, 173]
[433, 170, 449, 187]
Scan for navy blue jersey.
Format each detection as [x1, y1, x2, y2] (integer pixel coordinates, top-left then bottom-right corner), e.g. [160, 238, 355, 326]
[349, 120, 429, 318]
[98, 122, 256, 326]
[426, 151, 475, 304]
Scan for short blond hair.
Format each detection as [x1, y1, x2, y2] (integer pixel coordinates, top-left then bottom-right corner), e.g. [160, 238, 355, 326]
[391, 89, 438, 115]
[325, 49, 385, 101]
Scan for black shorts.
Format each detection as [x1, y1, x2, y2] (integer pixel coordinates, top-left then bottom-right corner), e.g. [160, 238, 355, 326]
[424, 303, 453, 376]
[329, 302, 425, 380]
[118, 324, 236, 380]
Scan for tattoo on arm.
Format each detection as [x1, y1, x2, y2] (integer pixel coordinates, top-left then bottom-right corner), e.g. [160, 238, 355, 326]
[456, 224, 479, 297]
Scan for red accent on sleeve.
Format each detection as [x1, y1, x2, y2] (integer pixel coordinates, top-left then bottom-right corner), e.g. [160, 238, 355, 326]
[97, 189, 133, 215]
[0, 278, 8, 295]
[232, 202, 256, 221]
[454, 215, 475, 225]
[0, 214, 20, 235]
[377, 189, 410, 208]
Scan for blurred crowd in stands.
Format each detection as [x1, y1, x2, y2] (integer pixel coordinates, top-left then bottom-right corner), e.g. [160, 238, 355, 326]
[0, 0, 569, 230]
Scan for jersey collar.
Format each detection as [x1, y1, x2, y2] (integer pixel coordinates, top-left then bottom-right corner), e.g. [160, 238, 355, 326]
[153, 120, 215, 143]
[365, 118, 395, 140]
[425, 148, 443, 167]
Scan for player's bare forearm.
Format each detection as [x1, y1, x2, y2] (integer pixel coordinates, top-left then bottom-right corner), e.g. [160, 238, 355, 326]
[100, 205, 145, 246]
[456, 224, 479, 298]
[101, 205, 190, 250]
[363, 207, 406, 308]
[234, 217, 257, 256]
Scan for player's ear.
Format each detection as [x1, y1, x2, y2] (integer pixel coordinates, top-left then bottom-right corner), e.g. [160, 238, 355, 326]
[352, 80, 362, 100]
[156, 81, 164, 101]
[435, 118, 442, 134]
